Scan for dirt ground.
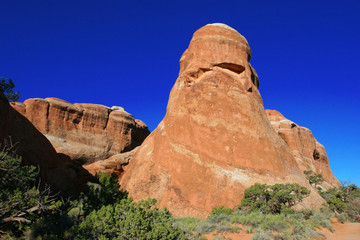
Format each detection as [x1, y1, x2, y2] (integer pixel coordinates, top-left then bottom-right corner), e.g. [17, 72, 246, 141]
[204, 221, 360, 239]
[319, 221, 360, 240]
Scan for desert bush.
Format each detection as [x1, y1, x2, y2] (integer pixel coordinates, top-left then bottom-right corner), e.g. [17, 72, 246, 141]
[250, 230, 273, 240]
[82, 171, 129, 216]
[231, 211, 264, 226]
[260, 214, 289, 232]
[309, 210, 334, 232]
[239, 183, 310, 214]
[211, 206, 233, 216]
[214, 223, 233, 233]
[304, 171, 324, 188]
[321, 182, 360, 222]
[337, 212, 349, 223]
[193, 221, 215, 234]
[327, 196, 347, 212]
[77, 198, 184, 239]
[246, 227, 254, 233]
[173, 217, 204, 233]
[207, 213, 231, 224]
[0, 143, 63, 238]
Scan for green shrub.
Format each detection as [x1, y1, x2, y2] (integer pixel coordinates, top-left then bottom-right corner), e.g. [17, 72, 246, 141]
[211, 206, 233, 216]
[259, 214, 289, 232]
[0, 77, 20, 102]
[321, 182, 360, 222]
[173, 217, 203, 233]
[193, 221, 215, 234]
[0, 145, 62, 238]
[239, 183, 310, 214]
[309, 211, 334, 232]
[327, 196, 347, 212]
[337, 213, 349, 223]
[207, 214, 231, 224]
[246, 227, 254, 234]
[304, 171, 324, 188]
[82, 171, 128, 216]
[77, 198, 184, 239]
[250, 230, 273, 240]
[214, 223, 233, 233]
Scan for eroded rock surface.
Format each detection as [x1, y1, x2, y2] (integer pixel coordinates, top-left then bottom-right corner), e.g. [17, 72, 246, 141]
[0, 94, 91, 195]
[84, 147, 138, 177]
[11, 98, 150, 164]
[265, 109, 339, 188]
[120, 23, 335, 218]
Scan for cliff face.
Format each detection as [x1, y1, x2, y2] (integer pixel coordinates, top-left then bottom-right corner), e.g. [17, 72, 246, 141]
[0, 94, 91, 195]
[265, 110, 339, 188]
[120, 23, 337, 218]
[11, 98, 150, 164]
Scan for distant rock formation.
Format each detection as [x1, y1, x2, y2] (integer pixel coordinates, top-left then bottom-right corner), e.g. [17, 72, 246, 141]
[266, 110, 339, 188]
[0, 94, 91, 195]
[11, 98, 150, 164]
[120, 23, 339, 218]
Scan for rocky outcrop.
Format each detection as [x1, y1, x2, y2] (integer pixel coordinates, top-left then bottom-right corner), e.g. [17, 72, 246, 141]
[0, 94, 91, 195]
[84, 147, 138, 177]
[266, 110, 339, 188]
[120, 23, 335, 218]
[11, 98, 150, 164]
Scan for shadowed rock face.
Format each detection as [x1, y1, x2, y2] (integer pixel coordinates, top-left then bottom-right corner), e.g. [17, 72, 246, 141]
[265, 110, 340, 188]
[0, 94, 91, 195]
[120, 23, 336, 218]
[11, 98, 150, 164]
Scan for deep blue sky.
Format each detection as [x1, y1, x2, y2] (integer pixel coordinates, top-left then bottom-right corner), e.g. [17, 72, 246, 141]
[1, 0, 359, 185]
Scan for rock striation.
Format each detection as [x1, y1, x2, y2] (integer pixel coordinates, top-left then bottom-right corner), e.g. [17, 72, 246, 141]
[0, 94, 91, 195]
[120, 23, 338, 218]
[265, 110, 339, 188]
[11, 98, 150, 164]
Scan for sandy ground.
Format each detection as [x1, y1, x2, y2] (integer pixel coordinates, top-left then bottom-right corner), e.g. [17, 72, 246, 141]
[320, 221, 360, 240]
[205, 227, 252, 240]
[204, 221, 360, 239]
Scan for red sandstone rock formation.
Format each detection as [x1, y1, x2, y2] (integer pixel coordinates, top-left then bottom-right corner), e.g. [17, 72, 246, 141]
[11, 98, 150, 164]
[265, 109, 339, 188]
[85, 147, 138, 177]
[0, 94, 91, 195]
[121, 23, 337, 218]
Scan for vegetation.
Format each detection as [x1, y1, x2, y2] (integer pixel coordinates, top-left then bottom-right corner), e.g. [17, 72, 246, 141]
[78, 198, 184, 239]
[0, 77, 20, 102]
[174, 204, 334, 239]
[239, 183, 310, 214]
[320, 181, 360, 222]
[0, 141, 64, 238]
[304, 170, 324, 189]
[173, 183, 335, 239]
[1, 138, 359, 239]
[0, 144, 185, 239]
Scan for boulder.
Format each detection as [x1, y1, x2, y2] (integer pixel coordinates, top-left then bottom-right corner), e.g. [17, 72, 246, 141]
[11, 98, 150, 164]
[120, 23, 334, 218]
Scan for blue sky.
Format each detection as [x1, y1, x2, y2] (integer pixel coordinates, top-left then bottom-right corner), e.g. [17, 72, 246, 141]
[1, 0, 359, 185]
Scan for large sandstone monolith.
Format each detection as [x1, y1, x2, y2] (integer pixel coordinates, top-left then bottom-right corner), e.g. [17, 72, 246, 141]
[121, 23, 335, 218]
[11, 98, 150, 164]
[266, 110, 340, 188]
[0, 94, 91, 195]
